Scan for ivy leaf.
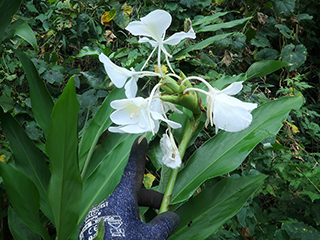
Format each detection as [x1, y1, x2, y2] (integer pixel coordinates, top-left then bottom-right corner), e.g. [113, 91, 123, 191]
[231, 32, 246, 51]
[281, 44, 307, 70]
[251, 35, 271, 48]
[256, 48, 279, 61]
[275, 24, 291, 38]
[296, 13, 313, 21]
[272, 0, 296, 17]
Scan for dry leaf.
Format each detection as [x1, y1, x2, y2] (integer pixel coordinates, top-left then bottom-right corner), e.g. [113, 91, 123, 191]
[222, 50, 233, 67]
[101, 9, 117, 26]
[104, 30, 117, 44]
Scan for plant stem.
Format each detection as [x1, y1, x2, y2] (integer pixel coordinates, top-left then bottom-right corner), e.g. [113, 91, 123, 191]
[159, 114, 201, 213]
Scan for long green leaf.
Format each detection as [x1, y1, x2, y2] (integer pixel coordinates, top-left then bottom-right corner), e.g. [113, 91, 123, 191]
[197, 17, 251, 33]
[78, 133, 139, 226]
[8, 207, 41, 240]
[172, 96, 303, 204]
[6, 19, 38, 51]
[79, 87, 125, 174]
[170, 174, 266, 239]
[192, 11, 231, 27]
[0, 0, 22, 43]
[0, 110, 52, 220]
[82, 132, 128, 180]
[246, 60, 291, 80]
[173, 33, 232, 58]
[14, 49, 54, 137]
[46, 77, 82, 240]
[0, 163, 50, 240]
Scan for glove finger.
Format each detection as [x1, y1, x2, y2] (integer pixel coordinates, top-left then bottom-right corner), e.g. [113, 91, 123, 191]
[116, 136, 147, 198]
[138, 188, 163, 209]
[147, 212, 180, 238]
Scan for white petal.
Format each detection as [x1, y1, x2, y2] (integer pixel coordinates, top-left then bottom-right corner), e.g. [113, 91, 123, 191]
[109, 124, 150, 134]
[164, 31, 196, 46]
[213, 94, 254, 132]
[108, 126, 126, 133]
[160, 133, 181, 169]
[124, 77, 138, 98]
[110, 108, 140, 125]
[125, 10, 171, 42]
[220, 81, 243, 96]
[99, 53, 132, 88]
[138, 37, 157, 47]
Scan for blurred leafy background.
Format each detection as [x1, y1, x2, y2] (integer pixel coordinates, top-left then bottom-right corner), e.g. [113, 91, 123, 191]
[0, 0, 319, 239]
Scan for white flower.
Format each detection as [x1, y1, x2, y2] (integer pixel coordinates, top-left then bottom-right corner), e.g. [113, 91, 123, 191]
[99, 53, 139, 98]
[184, 80, 257, 133]
[125, 9, 196, 73]
[160, 131, 181, 169]
[108, 96, 181, 134]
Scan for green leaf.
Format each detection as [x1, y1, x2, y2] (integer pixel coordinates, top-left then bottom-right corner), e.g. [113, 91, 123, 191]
[273, 0, 296, 17]
[79, 87, 125, 174]
[275, 24, 291, 38]
[0, 110, 52, 220]
[6, 19, 38, 51]
[8, 207, 41, 240]
[170, 174, 266, 239]
[0, 163, 50, 240]
[13, 49, 54, 137]
[171, 96, 303, 204]
[282, 219, 320, 239]
[281, 44, 307, 70]
[174, 33, 232, 58]
[250, 35, 271, 48]
[246, 60, 291, 80]
[81, 70, 107, 90]
[46, 77, 82, 240]
[78, 134, 139, 225]
[82, 132, 127, 180]
[192, 11, 231, 27]
[256, 48, 279, 61]
[42, 69, 64, 85]
[66, 46, 100, 62]
[0, 94, 15, 112]
[197, 17, 251, 33]
[296, 13, 313, 21]
[93, 219, 105, 240]
[0, 0, 22, 43]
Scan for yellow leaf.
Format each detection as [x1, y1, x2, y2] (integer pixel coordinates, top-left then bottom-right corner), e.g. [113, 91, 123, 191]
[287, 122, 300, 133]
[215, 0, 226, 4]
[122, 3, 132, 16]
[101, 9, 117, 26]
[154, 65, 168, 74]
[0, 155, 5, 163]
[143, 173, 156, 189]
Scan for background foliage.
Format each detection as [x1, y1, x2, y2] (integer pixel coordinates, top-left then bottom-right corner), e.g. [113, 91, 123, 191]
[0, 0, 319, 239]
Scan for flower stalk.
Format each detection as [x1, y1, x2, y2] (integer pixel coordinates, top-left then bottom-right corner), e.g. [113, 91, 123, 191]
[159, 113, 202, 213]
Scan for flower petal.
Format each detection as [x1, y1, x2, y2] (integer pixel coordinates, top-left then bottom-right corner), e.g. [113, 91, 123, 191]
[125, 10, 171, 42]
[99, 53, 132, 88]
[138, 37, 157, 47]
[124, 77, 138, 98]
[220, 81, 243, 95]
[160, 133, 181, 169]
[213, 94, 254, 132]
[164, 31, 196, 46]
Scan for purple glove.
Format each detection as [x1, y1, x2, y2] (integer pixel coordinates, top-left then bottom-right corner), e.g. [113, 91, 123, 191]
[78, 136, 180, 239]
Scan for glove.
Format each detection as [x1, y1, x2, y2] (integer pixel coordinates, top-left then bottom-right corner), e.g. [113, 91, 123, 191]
[78, 136, 180, 240]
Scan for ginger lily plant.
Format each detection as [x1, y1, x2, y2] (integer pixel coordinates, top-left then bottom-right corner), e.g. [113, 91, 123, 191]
[100, 9, 257, 213]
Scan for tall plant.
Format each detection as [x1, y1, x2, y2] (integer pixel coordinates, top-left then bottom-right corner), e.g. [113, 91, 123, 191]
[0, 4, 303, 240]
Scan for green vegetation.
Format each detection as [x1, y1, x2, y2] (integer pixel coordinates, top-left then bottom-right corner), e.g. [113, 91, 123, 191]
[0, 0, 319, 239]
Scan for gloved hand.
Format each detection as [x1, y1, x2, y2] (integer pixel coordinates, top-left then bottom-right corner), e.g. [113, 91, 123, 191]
[78, 136, 180, 240]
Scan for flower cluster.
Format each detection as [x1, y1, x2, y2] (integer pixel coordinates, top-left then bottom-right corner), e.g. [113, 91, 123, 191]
[99, 9, 257, 169]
